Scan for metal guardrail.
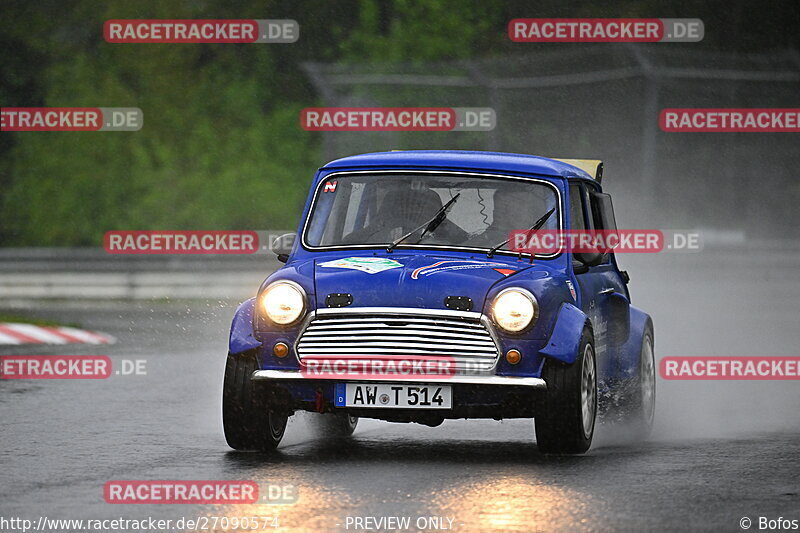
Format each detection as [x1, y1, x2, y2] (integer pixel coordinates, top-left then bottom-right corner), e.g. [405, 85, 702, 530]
[0, 248, 282, 299]
[1, 238, 798, 299]
[0, 247, 280, 272]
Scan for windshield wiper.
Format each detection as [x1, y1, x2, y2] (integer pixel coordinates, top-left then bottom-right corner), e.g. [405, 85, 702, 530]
[486, 207, 555, 258]
[387, 193, 460, 253]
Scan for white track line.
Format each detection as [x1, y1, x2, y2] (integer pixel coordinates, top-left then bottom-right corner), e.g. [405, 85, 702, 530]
[56, 326, 115, 345]
[1, 323, 68, 344]
[0, 331, 22, 344]
[0, 323, 116, 345]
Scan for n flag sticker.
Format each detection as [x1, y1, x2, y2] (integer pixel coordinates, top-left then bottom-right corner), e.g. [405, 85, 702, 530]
[324, 181, 338, 193]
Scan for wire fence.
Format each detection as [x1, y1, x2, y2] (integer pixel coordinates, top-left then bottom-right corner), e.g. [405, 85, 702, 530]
[303, 44, 800, 237]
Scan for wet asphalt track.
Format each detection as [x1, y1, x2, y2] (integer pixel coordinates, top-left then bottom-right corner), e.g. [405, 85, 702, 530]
[2, 249, 800, 532]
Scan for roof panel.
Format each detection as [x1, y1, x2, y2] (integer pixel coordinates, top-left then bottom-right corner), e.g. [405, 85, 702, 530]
[321, 150, 594, 179]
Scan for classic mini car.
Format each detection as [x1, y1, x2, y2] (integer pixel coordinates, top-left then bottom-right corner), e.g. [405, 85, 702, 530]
[223, 150, 655, 454]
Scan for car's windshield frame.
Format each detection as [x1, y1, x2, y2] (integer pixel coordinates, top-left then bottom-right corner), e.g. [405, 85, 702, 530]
[300, 170, 564, 259]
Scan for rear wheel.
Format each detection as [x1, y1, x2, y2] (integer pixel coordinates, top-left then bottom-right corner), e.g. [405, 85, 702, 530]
[223, 352, 288, 451]
[315, 412, 359, 437]
[621, 327, 656, 439]
[535, 327, 597, 454]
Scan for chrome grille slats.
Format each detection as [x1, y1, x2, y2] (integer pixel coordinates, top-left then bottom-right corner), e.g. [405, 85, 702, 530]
[302, 326, 490, 340]
[298, 337, 496, 349]
[296, 307, 500, 373]
[300, 328, 495, 342]
[299, 345, 497, 354]
[303, 317, 485, 328]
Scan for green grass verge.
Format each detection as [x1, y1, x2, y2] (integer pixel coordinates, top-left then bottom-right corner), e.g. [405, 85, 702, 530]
[0, 314, 81, 328]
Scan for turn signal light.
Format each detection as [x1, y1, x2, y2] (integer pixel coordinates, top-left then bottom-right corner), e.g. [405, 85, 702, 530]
[506, 349, 522, 364]
[273, 342, 290, 358]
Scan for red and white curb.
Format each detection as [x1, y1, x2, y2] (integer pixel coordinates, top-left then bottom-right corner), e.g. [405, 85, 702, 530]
[0, 323, 116, 345]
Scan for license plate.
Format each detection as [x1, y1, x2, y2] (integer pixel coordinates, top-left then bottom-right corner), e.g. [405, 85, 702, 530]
[334, 383, 452, 409]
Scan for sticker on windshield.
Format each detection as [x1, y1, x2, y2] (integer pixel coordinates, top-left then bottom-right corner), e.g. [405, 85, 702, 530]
[323, 180, 338, 193]
[411, 260, 514, 279]
[319, 257, 403, 274]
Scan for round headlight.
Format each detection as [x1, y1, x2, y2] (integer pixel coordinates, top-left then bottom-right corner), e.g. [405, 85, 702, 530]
[492, 288, 538, 334]
[261, 281, 306, 326]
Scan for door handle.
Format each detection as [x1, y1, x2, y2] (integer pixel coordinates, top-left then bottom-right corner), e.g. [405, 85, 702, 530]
[599, 287, 615, 295]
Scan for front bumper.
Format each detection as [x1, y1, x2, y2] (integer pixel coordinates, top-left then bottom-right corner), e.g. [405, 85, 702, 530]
[251, 369, 546, 388]
[251, 370, 546, 420]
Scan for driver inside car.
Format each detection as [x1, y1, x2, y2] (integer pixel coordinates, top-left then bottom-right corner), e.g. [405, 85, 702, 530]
[469, 188, 558, 250]
[342, 185, 468, 245]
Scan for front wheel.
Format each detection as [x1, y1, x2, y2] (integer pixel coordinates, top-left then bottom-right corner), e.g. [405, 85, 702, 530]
[222, 352, 288, 451]
[535, 327, 597, 454]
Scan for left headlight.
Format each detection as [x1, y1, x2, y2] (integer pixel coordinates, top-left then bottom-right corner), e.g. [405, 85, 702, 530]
[491, 288, 538, 334]
[260, 281, 306, 326]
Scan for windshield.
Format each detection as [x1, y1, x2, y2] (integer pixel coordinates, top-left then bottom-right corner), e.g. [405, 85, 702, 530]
[304, 173, 561, 255]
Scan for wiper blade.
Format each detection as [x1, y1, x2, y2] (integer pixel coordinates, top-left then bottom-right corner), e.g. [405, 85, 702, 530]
[415, 192, 461, 243]
[487, 207, 555, 258]
[387, 193, 460, 253]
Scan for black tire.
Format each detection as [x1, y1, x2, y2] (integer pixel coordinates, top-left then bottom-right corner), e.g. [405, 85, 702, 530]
[621, 325, 656, 440]
[222, 352, 288, 451]
[535, 326, 597, 454]
[314, 412, 359, 438]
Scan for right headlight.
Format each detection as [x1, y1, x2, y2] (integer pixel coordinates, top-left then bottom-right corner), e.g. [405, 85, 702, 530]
[260, 281, 307, 326]
[491, 288, 539, 334]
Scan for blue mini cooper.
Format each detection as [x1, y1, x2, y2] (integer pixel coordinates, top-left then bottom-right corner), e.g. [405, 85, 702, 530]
[223, 150, 655, 454]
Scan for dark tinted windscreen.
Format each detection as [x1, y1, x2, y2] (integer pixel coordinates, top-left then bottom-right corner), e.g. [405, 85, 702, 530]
[305, 173, 559, 251]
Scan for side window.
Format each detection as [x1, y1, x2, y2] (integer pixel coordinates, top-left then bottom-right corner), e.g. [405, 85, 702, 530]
[568, 184, 586, 230]
[589, 191, 618, 232]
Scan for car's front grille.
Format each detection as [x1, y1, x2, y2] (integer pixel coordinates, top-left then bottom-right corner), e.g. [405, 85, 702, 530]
[295, 307, 500, 373]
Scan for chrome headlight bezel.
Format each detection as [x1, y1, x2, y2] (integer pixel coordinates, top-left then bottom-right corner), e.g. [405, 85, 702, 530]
[259, 280, 307, 327]
[491, 287, 539, 334]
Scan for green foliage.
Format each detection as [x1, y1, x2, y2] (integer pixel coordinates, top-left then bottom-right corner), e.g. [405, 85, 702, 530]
[1, 0, 320, 245]
[0, 314, 80, 328]
[339, 0, 503, 63]
[1, 0, 798, 245]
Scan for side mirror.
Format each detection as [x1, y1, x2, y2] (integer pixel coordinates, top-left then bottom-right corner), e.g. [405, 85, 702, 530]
[573, 250, 604, 268]
[572, 260, 589, 275]
[270, 233, 295, 263]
